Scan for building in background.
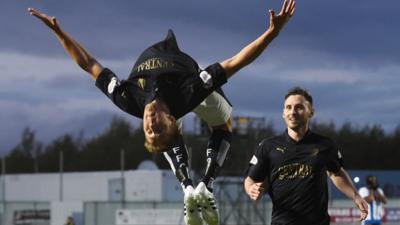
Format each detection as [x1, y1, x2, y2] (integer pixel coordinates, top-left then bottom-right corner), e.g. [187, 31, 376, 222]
[1, 164, 400, 225]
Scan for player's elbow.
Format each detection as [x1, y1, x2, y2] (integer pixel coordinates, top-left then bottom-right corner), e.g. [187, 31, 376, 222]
[81, 59, 103, 79]
[221, 57, 243, 79]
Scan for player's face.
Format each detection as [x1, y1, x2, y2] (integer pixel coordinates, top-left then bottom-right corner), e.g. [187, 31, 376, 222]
[282, 94, 314, 131]
[143, 104, 175, 144]
[368, 176, 377, 186]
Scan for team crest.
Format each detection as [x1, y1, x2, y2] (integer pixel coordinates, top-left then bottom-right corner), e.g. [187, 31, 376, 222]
[338, 150, 342, 159]
[138, 78, 146, 90]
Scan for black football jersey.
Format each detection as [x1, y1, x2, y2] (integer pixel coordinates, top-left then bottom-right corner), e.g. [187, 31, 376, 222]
[247, 130, 343, 225]
[95, 63, 227, 119]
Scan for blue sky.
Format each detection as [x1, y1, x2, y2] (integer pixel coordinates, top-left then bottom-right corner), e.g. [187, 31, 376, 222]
[1, 0, 399, 154]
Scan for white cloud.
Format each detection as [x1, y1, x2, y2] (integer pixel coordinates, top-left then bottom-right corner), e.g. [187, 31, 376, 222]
[0, 53, 135, 154]
[279, 68, 361, 83]
[0, 51, 79, 82]
[0, 51, 133, 84]
[241, 48, 400, 85]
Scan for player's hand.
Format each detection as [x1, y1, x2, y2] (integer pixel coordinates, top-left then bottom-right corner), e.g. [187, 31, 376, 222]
[248, 182, 265, 201]
[354, 195, 369, 221]
[28, 8, 61, 32]
[268, 0, 296, 36]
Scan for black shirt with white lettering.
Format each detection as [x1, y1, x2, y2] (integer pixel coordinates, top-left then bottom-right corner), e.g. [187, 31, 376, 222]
[247, 130, 343, 225]
[95, 63, 227, 119]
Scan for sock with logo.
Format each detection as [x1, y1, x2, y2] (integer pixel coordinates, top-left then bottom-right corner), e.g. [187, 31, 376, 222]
[202, 129, 232, 192]
[163, 135, 193, 190]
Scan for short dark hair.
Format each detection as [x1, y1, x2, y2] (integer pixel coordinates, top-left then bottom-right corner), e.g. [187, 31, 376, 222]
[366, 175, 377, 185]
[285, 86, 313, 106]
[366, 175, 378, 190]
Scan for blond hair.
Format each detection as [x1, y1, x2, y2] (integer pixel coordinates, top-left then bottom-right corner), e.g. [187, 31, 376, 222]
[144, 124, 180, 153]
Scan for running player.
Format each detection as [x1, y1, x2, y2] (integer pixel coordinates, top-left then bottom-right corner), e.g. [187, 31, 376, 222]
[244, 87, 369, 225]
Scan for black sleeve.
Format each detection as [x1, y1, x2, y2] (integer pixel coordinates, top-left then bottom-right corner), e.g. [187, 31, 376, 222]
[246, 140, 269, 182]
[326, 140, 344, 173]
[180, 63, 228, 112]
[202, 63, 228, 89]
[95, 68, 141, 117]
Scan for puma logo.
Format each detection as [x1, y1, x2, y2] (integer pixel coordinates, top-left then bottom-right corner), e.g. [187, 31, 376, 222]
[276, 147, 286, 153]
[310, 148, 319, 156]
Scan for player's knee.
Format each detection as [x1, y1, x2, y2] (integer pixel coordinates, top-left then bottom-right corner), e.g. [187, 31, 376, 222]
[211, 117, 233, 133]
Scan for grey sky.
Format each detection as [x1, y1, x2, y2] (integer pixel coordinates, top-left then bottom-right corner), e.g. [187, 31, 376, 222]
[1, 0, 399, 154]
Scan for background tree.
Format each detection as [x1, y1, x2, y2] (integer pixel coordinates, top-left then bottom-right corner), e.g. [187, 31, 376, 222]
[5, 128, 42, 173]
[4, 118, 400, 174]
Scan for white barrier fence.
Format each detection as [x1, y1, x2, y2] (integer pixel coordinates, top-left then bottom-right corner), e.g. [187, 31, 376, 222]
[1, 200, 400, 225]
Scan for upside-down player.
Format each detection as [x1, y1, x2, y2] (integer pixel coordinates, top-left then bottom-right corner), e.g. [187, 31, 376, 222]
[29, 1, 295, 224]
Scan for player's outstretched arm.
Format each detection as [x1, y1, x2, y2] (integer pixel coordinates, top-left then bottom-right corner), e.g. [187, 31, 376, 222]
[221, 0, 295, 79]
[329, 168, 369, 221]
[244, 176, 265, 201]
[28, 8, 103, 80]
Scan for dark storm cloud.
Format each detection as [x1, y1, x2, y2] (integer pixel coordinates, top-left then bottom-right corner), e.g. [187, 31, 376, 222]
[4, 0, 399, 64]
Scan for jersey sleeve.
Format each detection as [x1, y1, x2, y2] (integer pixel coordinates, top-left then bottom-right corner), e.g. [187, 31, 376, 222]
[326, 140, 344, 173]
[377, 188, 385, 196]
[359, 187, 369, 198]
[202, 63, 228, 89]
[246, 140, 269, 182]
[180, 63, 228, 112]
[95, 68, 141, 117]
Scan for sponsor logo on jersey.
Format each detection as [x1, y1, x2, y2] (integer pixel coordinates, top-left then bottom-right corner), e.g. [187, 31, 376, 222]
[135, 57, 175, 73]
[277, 163, 313, 180]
